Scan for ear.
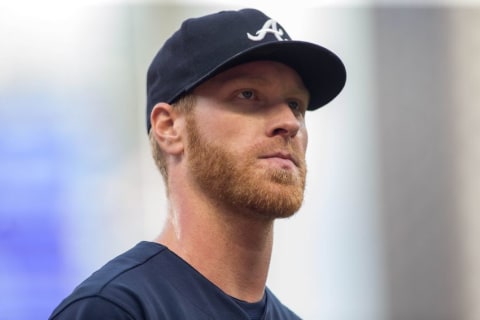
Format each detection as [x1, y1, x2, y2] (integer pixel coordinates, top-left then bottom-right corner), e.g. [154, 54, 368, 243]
[150, 102, 185, 156]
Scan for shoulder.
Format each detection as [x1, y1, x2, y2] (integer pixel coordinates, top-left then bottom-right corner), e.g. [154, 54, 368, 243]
[49, 295, 135, 320]
[49, 242, 179, 319]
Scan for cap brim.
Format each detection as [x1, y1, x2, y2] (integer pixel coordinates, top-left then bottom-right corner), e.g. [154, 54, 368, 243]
[181, 41, 346, 110]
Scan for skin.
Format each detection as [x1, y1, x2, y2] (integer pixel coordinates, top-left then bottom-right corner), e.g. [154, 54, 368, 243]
[150, 61, 310, 303]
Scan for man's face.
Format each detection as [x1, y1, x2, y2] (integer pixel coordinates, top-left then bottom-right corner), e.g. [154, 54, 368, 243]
[184, 61, 309, 219]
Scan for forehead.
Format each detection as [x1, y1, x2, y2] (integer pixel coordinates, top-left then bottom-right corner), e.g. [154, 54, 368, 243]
[197, 60, 309, 95]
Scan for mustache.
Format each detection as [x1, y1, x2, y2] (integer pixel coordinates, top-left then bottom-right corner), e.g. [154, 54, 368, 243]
[251, 137, 305, 168]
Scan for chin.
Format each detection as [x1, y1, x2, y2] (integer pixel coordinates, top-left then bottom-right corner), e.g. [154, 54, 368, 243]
[240, 182, 305, 220]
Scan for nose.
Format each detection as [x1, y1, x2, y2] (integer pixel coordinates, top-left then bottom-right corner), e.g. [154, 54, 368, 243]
[266, 103, 302, 139]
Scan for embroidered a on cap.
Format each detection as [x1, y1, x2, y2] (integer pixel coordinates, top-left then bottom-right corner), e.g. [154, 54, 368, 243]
[247, 19, 289, 41]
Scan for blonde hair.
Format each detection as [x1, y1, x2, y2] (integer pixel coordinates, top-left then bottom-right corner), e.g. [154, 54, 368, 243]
[149, 95, 196, 183]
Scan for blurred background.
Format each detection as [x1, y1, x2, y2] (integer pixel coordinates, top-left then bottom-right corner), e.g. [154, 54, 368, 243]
[0, 0, 479, 319]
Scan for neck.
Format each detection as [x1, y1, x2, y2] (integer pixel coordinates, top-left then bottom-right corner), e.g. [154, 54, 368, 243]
[155, 183, 274, 302]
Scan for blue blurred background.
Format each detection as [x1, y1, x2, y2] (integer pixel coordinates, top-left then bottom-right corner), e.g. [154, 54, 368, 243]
[0, 1, 479, 319]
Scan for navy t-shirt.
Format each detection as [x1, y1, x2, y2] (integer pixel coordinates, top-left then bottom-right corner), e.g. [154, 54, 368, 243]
[49, 242, 301, 319]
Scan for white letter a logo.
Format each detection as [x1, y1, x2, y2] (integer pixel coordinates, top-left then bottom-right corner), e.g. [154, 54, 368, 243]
[247, 19, 288, 41]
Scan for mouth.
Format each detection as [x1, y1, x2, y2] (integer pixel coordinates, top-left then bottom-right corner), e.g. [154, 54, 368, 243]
[259, 152, 299, 168]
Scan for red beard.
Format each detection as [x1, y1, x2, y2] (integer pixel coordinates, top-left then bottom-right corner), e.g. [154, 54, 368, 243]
[185, 115, 307, 220]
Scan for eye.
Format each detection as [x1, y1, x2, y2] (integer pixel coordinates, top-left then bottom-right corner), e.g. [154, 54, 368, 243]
[237, 90, 256, 100]
[288, 100, 300, 110]
[287, 99, 305, 115]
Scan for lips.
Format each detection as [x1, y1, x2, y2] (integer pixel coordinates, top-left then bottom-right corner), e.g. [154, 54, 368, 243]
[259, 152, 299, 168]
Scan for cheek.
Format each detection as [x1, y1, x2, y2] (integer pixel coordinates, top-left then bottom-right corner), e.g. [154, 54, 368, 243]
[203, 115, 260, 146]
[193, 105, 239, 138]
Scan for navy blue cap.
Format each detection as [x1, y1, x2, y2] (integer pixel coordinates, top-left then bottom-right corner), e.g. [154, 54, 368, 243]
[146, 8, 346, 132]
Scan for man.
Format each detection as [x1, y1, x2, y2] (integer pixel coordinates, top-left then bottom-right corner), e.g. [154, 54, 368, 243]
[49, 8, 346, 320]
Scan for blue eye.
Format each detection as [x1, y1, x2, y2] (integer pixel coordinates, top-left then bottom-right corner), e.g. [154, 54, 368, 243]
[288, 100, 300, 111]
[287, 100, 306, 117]
[238, 90, 255, 100]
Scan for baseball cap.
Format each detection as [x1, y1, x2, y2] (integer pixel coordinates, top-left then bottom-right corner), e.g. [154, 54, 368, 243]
[146, 8, 346, 132]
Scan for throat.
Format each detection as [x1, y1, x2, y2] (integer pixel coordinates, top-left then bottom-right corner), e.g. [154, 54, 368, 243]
[156, 198, 275, 303]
